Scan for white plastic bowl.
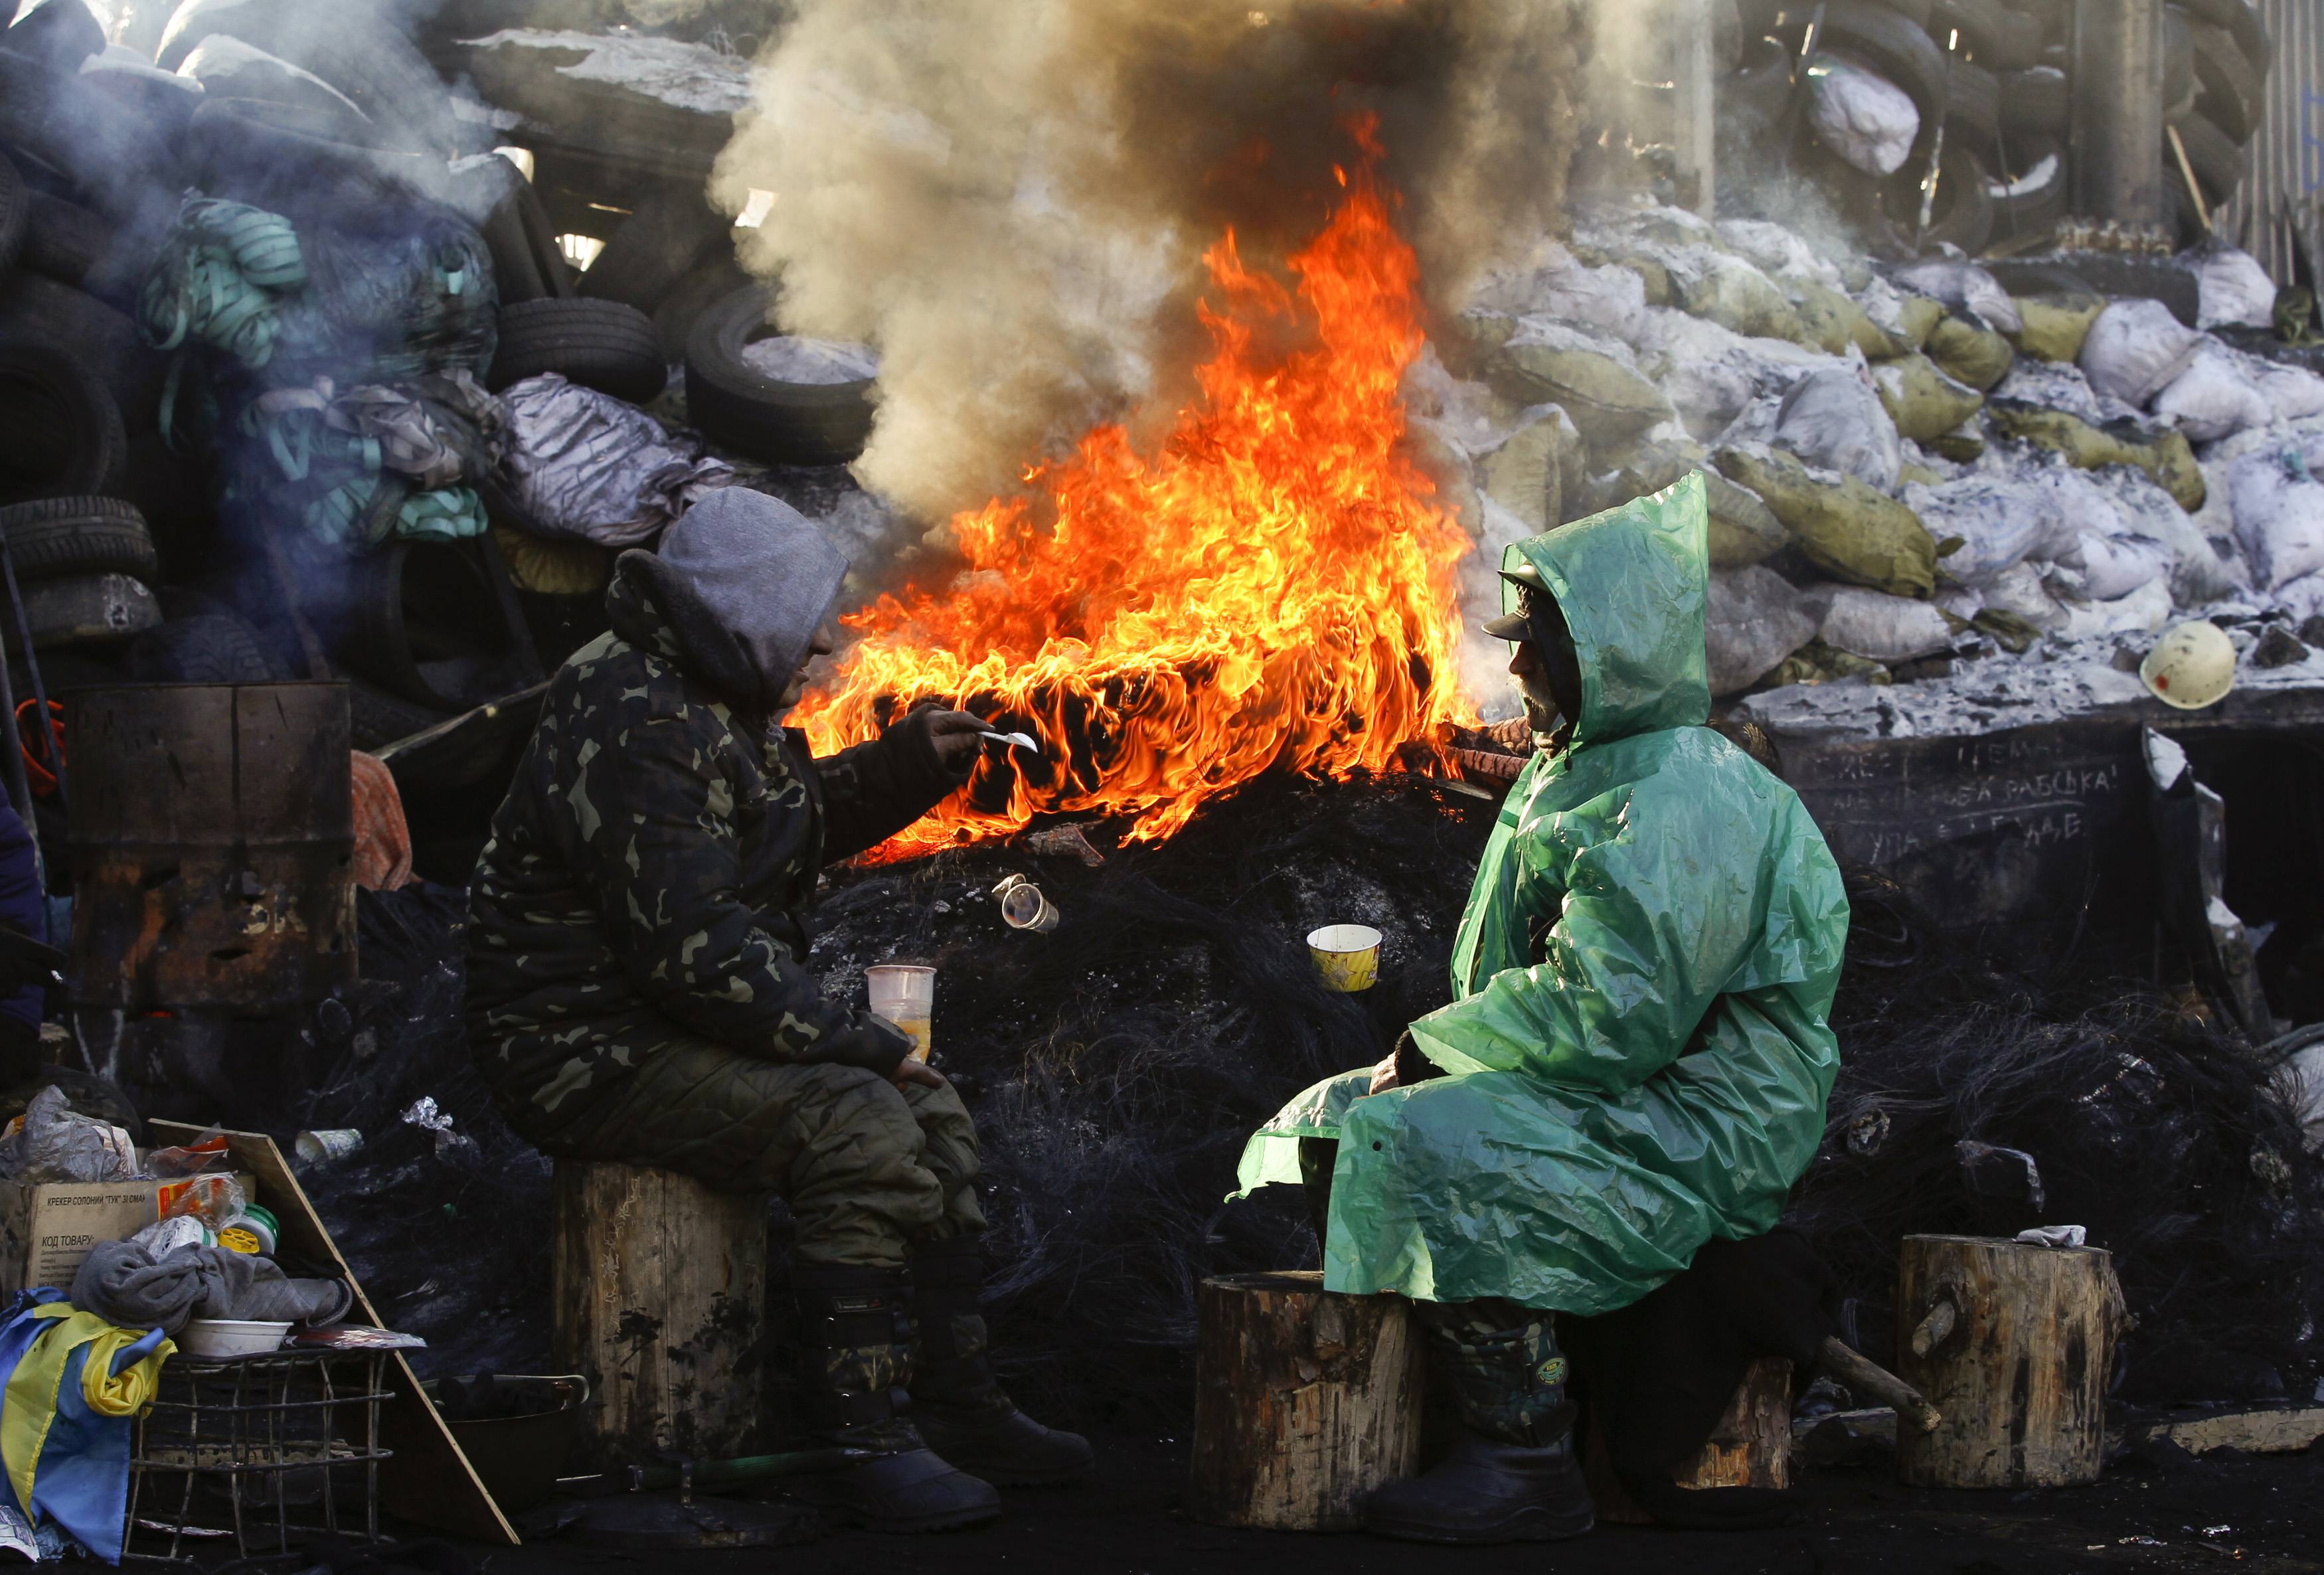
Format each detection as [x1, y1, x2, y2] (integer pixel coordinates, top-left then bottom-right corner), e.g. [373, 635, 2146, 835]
[179, 1319, 292, 1359]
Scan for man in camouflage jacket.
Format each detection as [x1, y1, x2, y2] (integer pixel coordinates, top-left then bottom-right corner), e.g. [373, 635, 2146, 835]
[466, 489, 1089, 1531]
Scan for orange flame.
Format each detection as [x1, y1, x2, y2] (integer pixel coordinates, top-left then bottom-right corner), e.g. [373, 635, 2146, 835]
[795, 131, 1473, 859]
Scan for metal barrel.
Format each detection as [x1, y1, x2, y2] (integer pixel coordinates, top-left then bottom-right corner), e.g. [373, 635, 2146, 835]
[67, 683, 355, 1013]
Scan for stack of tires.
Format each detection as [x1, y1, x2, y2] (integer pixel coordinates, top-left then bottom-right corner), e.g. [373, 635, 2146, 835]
[1719, 0, 2269, 257]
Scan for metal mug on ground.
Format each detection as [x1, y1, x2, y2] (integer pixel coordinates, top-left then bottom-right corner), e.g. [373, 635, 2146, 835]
[865, 963, 936, 1061]
[991, 873, 1060, 933]
[1307, 924, 1382, 992]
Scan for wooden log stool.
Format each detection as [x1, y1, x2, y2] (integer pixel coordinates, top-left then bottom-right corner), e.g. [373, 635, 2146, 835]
[550, 1161, 770, 1466]
[1187, 1271, 1424, 1531]
[1583, 1357, 1794, 1523]
[1896, 1234, 2127, 1488]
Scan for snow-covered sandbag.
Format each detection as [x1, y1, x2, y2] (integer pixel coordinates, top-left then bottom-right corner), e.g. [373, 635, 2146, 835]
[1669, 248, 1805, 341]
[2064, 461, 2242, 605]
[1859, 276, 1944, 353]
[1705, 564, 1823, 695]
[2253, 359, 2324, 424]
[1774, 365, 1901, 491]
[1489, 318, 1673, 444]
[1818, 585, 1953, 663]
[2057, 576, 2173, 640]
[1471, 244, 1649, 345]
[1902, 475, 2080, 582]
[1640, 309, 1834, 438]
[1992, 359, 2141, 426]
[2070, 530, 2172, 601]
[498, 373, 734, 546]
[1889, 259, 2022, 335]
[1809, 52, 1920, 177]
[1714, 219, 1848, 291]
[1935, 584, 1983, 620]
[1872, 355, 1983, 442]
[2230, 446, 2324, 591]
[2079, 299, 2203, 408]
[2191, 242, 2278, 331]
[1980, 559, 2067, 630]
[2153, 344, 2277, 444]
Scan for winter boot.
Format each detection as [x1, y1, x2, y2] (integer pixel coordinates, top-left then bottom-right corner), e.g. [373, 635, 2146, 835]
[786, 1264, 1001, 1533]
[1363, 1299, 1595, 1544]
[906, 1235, 1096, 1485]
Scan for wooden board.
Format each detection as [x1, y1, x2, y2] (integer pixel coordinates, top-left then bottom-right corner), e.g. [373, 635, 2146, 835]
[1186, 1271, 1423, 1532]
[2117, 1405, 2324, 1456]
[149, 1121, 518, 1546]
[1586, 1357, 1793, 1523]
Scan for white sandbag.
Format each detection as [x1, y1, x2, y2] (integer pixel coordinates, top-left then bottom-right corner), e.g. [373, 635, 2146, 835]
[1980, 558, 2068, 629]
[2230, 446, 2324, 590]
[1991, 360, 2143, 426]
[1818, 585, 1953, 662]
[2067, 461, 2244, 606]
[1773, 363, 1901, 491]
[1889, 259, 2023, 335]
[2254, 360, 2324, 424]
[499, 373, 734, 546]
[2056, 576, 2173, 640]
[2078, 299, 2203, 408]
[1808, 52, 1919, 177]
[2070, 530, 2172, 600]
[2269, 570, 2324, 625]
[1902, 474, 2081, 583]
[1639, 309, 1835, 439]
[1714, 219, 1848, 291]
[2153, 344, 2277, 444]
[2191, 243, 2278, 331]
[1471, 243, 1649, 345]
[1705, 564, 1822, 695]
[1935, 584, 1983, 620]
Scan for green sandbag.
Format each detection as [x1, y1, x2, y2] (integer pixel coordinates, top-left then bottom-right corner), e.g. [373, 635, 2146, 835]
[1712, 444, 1938, 596]
[2013, 295, 2104, 363]
[1791, 280, 1902, 359]
[1930, 424, 1985, 462]
[1887, 293, 1945, 353]
[1927, 315, 2015, 391]
[1595, 439, 1785, 565]
[1873, 354, 1985, 441]
[1487, 337, 1674, 446]
[1678, 257, 1807, 343]
[1985, 399, 2206, 513]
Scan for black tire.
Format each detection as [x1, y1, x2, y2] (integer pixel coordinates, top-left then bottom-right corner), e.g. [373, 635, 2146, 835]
[487, 297, 667, 402]
[1985, 133, 2066, 248]
[448, 154, 570, 307]
[0, 497, 156, 582]
[1819, 1, 1950, 114]
[124, 612, 275, 685]
[2169, 110, 2247, 207]
[1880, 141, 1994, 255]
[1997, 65, 2067, 134]
[2184, 15, 2262, 143]
[2162, 5, 2195, 112]
[0, 353, 124, 506]
[1723, 35, 1797, 129]
[3, 0, 104, 72]
[156, 0, 456, 155]
[0, 48, 165, 224]
[0, 570, 158, 649]
[185, 96, 431, 216]
[685, 286, 876, 467]
[580, 186, 735, 317]
[19, 189, 133, 307]
[2175, 0, 2270, 76]
[1935, 0, 2045, 67]
[1865, 0, 1934, 29]
[0, 272, 161, 419]
[0, 152, 24, 284]
[1944, 59, 1999, 147]
[346, 677, 452, 754]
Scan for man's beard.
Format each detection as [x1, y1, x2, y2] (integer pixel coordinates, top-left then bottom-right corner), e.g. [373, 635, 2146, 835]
[1517, 670, 1564, 740]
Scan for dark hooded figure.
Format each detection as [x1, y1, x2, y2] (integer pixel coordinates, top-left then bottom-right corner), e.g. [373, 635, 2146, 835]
[465, 489, 1090, 1531]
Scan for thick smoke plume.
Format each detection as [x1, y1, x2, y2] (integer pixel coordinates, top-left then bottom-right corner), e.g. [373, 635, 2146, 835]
[712, 0, 1594, 523]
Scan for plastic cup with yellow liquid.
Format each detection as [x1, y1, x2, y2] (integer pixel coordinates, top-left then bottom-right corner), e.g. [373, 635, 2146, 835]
[866, 963, 938, 1061]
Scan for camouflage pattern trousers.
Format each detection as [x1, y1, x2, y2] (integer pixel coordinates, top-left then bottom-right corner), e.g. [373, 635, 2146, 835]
[529, 1035, 985, 1269]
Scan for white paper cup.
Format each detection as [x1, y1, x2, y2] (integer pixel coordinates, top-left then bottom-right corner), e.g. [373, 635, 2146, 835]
[1307, 924, 1382, 992]
[867, 963, 936, 1061]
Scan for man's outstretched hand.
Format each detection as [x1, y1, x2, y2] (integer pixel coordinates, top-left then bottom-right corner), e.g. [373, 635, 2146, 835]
[892, 1058, 948, 1091]
[918, 709, 990, 774]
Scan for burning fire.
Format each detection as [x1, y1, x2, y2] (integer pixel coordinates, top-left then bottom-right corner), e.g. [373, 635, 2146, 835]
[795, 125, 1473, 857]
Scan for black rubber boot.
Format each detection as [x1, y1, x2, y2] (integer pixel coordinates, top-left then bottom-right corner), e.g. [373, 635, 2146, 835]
[786, 1264, 1001, 1533]
[907, 1235, 1096, 1486]
[1364, 1299, 1594, 1544]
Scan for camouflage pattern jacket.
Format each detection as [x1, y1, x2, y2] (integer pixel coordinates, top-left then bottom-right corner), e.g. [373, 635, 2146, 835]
[464, 572, 964, 1127]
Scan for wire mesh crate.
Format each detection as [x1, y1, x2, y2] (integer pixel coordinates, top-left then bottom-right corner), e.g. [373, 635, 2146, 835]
[124, 1349, 392, 1566]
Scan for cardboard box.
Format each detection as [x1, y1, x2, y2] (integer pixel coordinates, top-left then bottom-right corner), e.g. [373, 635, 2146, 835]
[0, 1171, 258, 1299]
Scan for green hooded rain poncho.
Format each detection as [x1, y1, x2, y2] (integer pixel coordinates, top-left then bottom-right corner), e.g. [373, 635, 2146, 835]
[1234, 473, 1849, 1315]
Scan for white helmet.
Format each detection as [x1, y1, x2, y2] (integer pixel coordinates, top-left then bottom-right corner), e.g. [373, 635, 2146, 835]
[2139, 620, 2236, 710]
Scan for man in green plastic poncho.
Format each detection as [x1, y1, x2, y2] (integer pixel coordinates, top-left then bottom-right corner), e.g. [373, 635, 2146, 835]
[1234, 473, 1849, 1544]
